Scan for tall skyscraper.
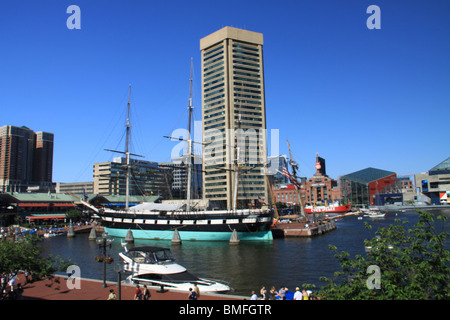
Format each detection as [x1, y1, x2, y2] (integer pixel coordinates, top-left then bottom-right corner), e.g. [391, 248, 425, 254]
[33, 131, 54, 184]
[200, 27, 268, 210]
[0, 125, 54, 192]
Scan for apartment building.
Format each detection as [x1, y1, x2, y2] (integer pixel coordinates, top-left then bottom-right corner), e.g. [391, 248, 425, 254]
[0, 125, 54, 192]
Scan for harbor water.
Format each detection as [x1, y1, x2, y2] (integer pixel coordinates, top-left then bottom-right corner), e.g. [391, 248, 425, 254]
[39, 209, 450, 296]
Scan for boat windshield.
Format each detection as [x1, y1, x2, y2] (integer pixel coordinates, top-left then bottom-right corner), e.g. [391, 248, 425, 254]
[126, 247, 175, 264]
[154, 249, 174, 262]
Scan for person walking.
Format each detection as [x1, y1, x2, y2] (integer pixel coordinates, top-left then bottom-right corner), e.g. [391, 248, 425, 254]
[188, 288, 197, 300]
[193, 283, 200, 300]
[302, 289, 309, 300]
[143, 285, 151, 300]
[260, 286, 267, 300]
[24, 269, 31, 284]
[107, 289, 117, 300]
[276, 286, 286, 300]
[8, 273, 17, 292]
[134, 285, 142, 300]
[269, 286, 277, 300]
[293, 287, 302, 300]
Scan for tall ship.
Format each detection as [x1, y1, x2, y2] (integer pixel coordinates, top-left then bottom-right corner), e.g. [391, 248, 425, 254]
[82, 68, 273, 241]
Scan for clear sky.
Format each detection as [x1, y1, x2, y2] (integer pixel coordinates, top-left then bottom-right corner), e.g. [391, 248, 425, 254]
[1, 0, 449, 183]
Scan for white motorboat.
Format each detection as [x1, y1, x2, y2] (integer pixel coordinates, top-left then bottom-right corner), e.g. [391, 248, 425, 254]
[363, 209, 385, 218]
[119, 245, 231, 294]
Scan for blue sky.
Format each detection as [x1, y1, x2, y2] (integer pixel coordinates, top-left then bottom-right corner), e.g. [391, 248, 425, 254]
[1, 0, 449, 183]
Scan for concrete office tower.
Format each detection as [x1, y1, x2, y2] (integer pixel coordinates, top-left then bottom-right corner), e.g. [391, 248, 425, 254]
[93, 157, 172, 199]
[200, 27, 268, 210]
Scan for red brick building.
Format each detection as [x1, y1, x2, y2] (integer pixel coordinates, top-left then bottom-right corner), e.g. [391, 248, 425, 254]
[272, 184, 301, 205]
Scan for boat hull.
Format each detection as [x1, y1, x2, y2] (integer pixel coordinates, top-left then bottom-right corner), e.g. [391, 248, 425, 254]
[305, 204, 351, 214]
[105, 227, 272, 241]
[99, 210, 274, 241]
[126, 274, 231, 293]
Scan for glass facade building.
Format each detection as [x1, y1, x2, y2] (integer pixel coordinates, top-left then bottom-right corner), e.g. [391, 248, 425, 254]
[339, 167, 397, 207]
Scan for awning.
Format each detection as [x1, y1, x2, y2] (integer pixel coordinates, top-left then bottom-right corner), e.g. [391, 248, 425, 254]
[128, 202, 185, 212]
[26, 214, 67, 221]
[18, 203, 76, 207]
[19, 203, 50, 207]
[52, 203, 76, 207]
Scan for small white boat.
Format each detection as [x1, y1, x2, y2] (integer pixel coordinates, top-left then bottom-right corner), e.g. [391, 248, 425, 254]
[363, 209, 385, 218]
[119, 245, 231, 294]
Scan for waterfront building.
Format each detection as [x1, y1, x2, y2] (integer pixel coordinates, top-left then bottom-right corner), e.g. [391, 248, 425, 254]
[415, 157, 450, 205]
[200, 26, 268, 210]
[0, 125, 54, 193]
[273, 154, 343, 207]
[159, 155, 202, 200]
[272, 184, 302, 206]
[339, 167, 398, 207]
[0, 192, 78, 226]
[93, 157, 171, 199]
[303, 153, 339, 205]
[268, 155, 289, 185]
[56, 181, 94, 195]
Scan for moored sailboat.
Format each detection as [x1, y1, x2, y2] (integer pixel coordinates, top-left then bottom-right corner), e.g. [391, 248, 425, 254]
[83, 69, 273, 241]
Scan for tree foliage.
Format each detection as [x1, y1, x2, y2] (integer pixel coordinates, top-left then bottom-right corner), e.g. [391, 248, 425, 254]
[316, 211, 450, 300]
[0, 235, 72, 280]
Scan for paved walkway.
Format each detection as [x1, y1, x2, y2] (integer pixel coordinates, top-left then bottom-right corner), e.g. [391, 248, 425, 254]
[17, 274, 244, 300]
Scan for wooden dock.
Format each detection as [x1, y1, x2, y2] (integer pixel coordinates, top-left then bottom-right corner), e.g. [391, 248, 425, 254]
[35, 224, 102, 237]
[271, 220, 336, 238]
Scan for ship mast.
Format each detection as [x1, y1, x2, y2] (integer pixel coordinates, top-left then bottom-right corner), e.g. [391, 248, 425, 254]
[287, 140, 306, 218]
[233, 113, 241, 211]
[105, 84, 144, 211]
[125, 85, 131, 210]
[186, 58, 194, 212]
[232, 81, 245, 211]
[164, 59, 208, 212]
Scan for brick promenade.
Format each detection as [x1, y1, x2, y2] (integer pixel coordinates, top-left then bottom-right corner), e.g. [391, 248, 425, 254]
[17, 274, 245, 301]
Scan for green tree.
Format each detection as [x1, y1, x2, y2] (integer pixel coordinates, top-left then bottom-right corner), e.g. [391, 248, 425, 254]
[0, 235, 72, 293]
[316, 211, 450, 300]
[65, 209, 82, 222]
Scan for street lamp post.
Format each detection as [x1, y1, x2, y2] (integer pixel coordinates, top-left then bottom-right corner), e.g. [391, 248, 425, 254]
[96, 232, 114, 288]
[114, 262, 122, 300]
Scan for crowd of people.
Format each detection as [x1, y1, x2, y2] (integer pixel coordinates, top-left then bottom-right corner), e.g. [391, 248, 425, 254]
[106, 283, 202, 300]
[111, 283, 313, 301]
[251, 285, 315, 300]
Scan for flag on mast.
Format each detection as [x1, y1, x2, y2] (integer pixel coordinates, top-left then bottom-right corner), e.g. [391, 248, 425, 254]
[280, 168, 302, 189]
